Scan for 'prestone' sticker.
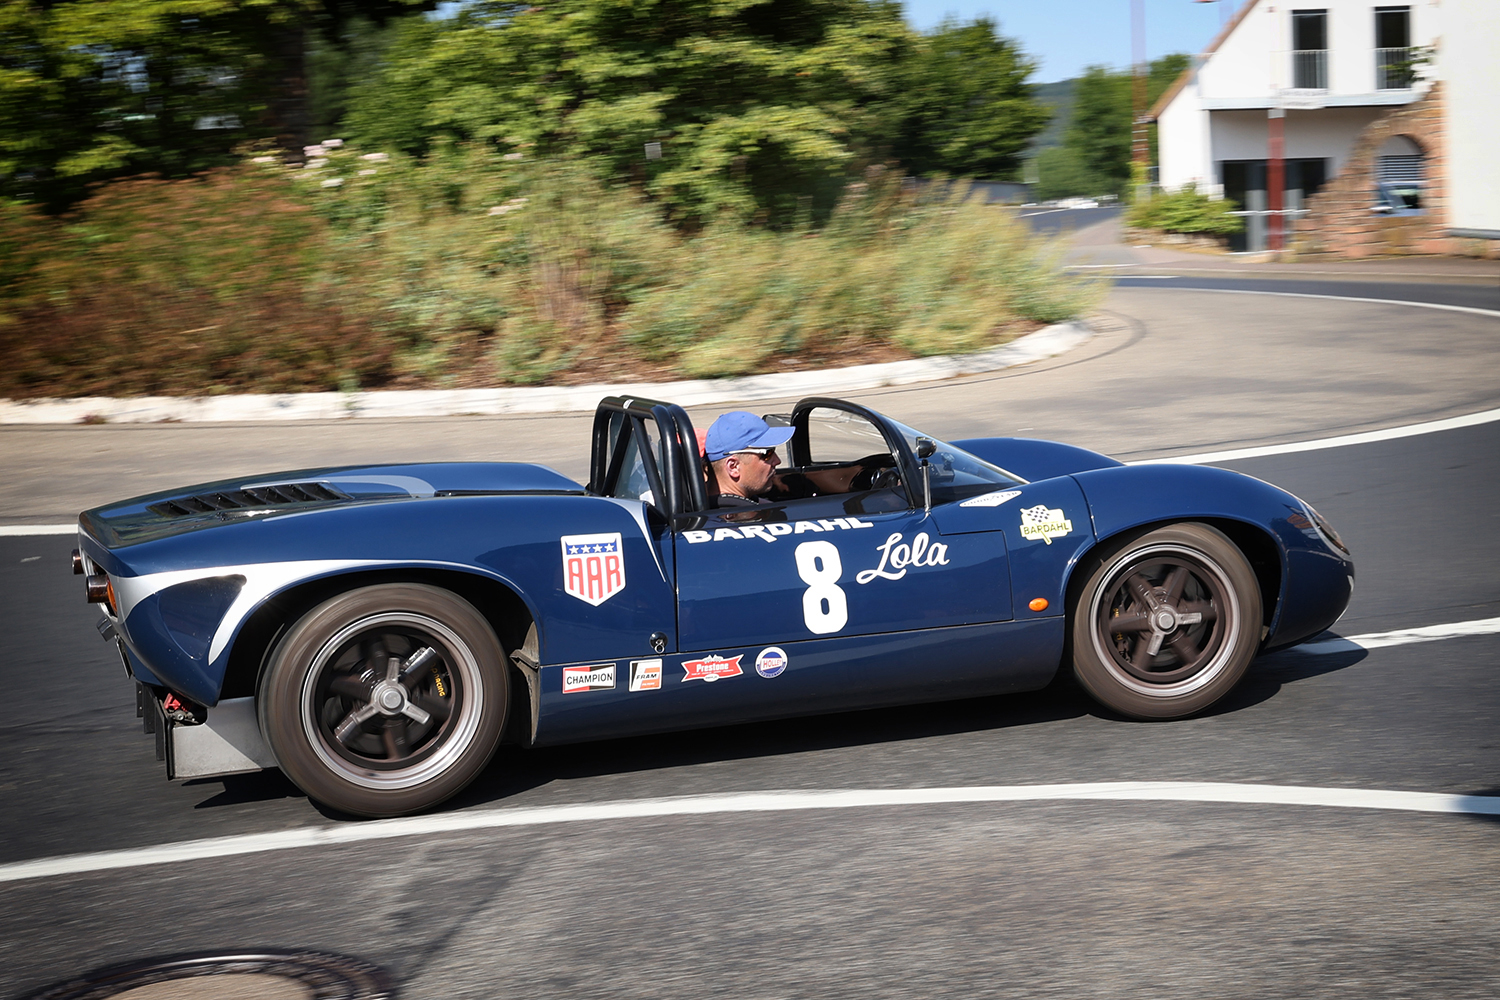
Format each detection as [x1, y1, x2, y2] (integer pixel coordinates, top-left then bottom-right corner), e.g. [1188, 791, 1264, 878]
[682, 655, 744, 683]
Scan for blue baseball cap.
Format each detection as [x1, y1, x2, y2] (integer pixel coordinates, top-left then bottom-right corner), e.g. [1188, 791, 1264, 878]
[704, 411, 794, 462]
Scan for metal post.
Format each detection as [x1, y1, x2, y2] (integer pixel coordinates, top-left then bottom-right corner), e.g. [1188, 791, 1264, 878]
[1267, 107, 1285, 251]
[1131, 0, 1150, 180]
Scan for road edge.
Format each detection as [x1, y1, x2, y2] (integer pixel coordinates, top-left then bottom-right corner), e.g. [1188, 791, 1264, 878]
[0, 322, 1092, 426]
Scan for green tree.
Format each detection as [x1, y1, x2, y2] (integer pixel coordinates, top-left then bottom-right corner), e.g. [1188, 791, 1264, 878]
[343, 0, 913, 225]
[892, 17, 1048, 180]
[1031, 145, 1102, 201]
[1062, 53, 1188, 197]
[0, 0, 427, 209]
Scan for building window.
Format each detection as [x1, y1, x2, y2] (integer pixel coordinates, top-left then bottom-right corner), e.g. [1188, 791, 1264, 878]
[1374, 135, 1424, 214]
[1375, 7, 1414, 90]
[1291, 10, 1328, 89]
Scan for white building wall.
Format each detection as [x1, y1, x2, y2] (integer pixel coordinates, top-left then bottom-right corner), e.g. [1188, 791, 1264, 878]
[1156, 92, 1211, 190]
[1196, 2, 1275, 103]
[1441, 0, 1500, 235]
[1284, 107, 1388, 173]
[1158, 0, 1453, 196]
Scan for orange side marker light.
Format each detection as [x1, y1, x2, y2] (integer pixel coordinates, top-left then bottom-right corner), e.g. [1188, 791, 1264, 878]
[1028, 598, 1049, 612]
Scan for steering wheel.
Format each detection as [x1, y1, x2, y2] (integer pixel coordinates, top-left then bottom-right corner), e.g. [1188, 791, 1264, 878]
[849, 453, 900, 491]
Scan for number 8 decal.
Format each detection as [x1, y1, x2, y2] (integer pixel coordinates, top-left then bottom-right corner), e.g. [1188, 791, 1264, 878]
[795, 541, 848, 634]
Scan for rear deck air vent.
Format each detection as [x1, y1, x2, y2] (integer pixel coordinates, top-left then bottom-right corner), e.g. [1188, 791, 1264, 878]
[148, 482, 352, 518]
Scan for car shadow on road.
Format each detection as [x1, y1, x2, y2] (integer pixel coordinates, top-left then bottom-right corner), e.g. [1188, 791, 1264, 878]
[448, 682, 1094, 811]
[1192, 642, 1370, 719]
[185, 768, 305, 809]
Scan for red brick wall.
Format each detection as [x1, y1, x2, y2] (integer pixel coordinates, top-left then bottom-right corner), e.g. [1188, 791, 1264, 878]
[1290, 83, 1462, 257]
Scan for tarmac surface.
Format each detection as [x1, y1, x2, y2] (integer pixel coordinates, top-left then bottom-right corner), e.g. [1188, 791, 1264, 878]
[2, 225, 1497, 999]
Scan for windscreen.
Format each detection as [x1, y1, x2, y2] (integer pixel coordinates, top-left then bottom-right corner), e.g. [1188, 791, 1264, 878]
[889, 419, 1027, 503]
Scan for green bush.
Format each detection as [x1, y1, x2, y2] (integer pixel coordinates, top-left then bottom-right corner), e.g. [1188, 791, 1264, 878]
[1127, 184, 1243, 236]
[621, 172, 1104, 377]
[0, 150, 1104, 398]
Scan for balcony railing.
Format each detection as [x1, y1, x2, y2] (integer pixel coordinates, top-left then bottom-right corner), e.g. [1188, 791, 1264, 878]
[1376, 46, 1415, 90]
[1292, 49, 1328, 90]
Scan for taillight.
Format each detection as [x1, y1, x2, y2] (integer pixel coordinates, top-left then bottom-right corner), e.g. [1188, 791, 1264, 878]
[85, 573, 116, 614]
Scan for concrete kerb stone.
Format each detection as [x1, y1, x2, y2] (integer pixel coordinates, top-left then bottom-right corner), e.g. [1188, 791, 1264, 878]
[0, 322, 1091, 425]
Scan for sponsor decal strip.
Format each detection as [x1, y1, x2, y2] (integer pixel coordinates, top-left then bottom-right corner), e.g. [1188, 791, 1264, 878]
[682, 654, 743, 683]
[683, 517, 875, 544]
[5, 782, 1496, 884]
[562, 664, 616, 694]
[629, 659, 663, 692]
[1018, 505, 1072, 545]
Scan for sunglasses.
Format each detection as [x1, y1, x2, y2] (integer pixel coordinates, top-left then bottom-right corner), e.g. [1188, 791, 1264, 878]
[733, 447, 779, 461]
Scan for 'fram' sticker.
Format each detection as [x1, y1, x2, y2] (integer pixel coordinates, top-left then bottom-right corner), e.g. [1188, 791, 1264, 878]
[681, 654, 744, 683]
[755, 647, 788, 678]
[960, 489, 1023, 508]
[561, 532, 626, 606]
[1019, 505, 1073, 545]
[562, 664, 616, 694]
[629, 659, 663, 691]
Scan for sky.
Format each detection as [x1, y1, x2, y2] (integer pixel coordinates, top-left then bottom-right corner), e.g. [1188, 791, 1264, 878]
[903, 0, 1238, 82]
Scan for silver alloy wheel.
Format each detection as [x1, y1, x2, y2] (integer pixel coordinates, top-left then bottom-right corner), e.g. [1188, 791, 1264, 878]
[1086, 541, 1241, 699]
[299, 611, 485, 791]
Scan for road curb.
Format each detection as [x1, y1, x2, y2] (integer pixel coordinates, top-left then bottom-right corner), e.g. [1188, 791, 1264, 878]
[0, 322, 1091, 425]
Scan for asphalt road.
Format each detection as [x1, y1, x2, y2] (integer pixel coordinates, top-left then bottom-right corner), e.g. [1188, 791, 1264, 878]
[1, 282, 1497, 998]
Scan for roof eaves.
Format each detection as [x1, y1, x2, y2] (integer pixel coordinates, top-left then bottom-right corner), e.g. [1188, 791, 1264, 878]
[1149, 0, 1263, 120]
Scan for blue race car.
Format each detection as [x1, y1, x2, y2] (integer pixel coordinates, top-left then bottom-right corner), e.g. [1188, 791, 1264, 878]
[74, 395, 1354, 817]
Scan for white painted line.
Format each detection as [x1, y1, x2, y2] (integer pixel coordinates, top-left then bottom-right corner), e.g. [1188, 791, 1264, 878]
[1138, 406, 1500, 465]
[1, 781, 1495, 885]
[1141, 284, 1500, 319]
[1292, 616, 1500, 656]
[8, 404, 1500, 535]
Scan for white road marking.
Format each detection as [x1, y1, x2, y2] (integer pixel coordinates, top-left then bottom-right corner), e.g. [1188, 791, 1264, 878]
[1, 781, 1494, 885]
[1292, 616, 1500, 655]
[1140, 406, 1500, 465]
[9, 402, 1498, 537]
[1139, 284, 1500, 319]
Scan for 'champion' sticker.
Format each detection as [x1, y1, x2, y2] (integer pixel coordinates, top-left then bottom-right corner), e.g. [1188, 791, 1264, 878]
[562, 664, 616, 694]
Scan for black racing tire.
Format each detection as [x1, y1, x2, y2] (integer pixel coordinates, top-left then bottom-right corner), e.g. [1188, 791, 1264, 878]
[1070, 523, 1262, 720]
[259, 583, 508, 818]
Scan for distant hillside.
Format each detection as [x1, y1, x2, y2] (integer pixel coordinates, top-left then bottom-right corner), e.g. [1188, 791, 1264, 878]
[1031, 78, 1076, 152]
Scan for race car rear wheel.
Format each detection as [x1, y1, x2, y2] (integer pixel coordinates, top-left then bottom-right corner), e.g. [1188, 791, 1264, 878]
[1070, 523, 1261, 720]
[259, 584, 508, 817]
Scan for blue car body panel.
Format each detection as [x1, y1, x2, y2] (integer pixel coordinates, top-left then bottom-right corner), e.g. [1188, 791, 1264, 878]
[75, 399, 1354, 762]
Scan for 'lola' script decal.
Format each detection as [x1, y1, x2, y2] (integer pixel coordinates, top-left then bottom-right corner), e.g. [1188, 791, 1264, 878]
[855, 531, 950, 583]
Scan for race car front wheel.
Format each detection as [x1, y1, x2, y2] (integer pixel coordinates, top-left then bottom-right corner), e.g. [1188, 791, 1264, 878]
[259, 584, 508, 817]
[1070, 523, 1262, 720]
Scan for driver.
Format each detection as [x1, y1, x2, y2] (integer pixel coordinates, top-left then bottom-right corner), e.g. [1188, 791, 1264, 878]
[703, 411, 794, 506]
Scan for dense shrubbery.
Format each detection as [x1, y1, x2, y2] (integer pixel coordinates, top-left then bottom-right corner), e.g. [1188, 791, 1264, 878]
[1126, 184, 1244, 236]
[0, 146, 1101, 398]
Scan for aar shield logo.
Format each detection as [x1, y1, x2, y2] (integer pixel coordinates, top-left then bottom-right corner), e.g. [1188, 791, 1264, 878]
[561, 533, 626, 606]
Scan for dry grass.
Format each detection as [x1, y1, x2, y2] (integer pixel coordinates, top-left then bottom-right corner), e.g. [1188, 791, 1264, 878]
[0, 151, 1101, 399]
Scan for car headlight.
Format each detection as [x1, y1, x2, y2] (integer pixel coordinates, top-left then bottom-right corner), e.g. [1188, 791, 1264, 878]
[1304, 503, 1349, 556]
